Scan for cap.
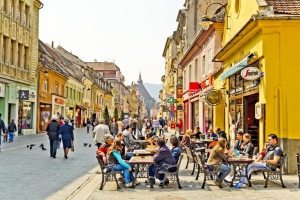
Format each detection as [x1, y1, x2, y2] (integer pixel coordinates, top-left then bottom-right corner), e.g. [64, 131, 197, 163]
[52, 115, 58, 120]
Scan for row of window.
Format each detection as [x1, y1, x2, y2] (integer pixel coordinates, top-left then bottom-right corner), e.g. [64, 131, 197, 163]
[2, 0, 30, 27]
[183, 48, 212, 90]
[2, 36, 29, 68]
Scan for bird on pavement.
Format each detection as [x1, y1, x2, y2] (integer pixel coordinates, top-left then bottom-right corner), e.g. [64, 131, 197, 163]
[30, 144, 35, 147]
[84, 143, 88, 147]
[39, 143, 44, 148]
[89, 144, 91, 147]
[42, 147, 47, 150]
[27, 145, 29, 148]
[30, 146, 32, 150]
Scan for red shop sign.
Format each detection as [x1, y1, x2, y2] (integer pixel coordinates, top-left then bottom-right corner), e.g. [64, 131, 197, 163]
[55, 98, 65, 104]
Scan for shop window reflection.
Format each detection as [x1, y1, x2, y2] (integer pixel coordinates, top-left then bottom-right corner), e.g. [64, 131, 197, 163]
[19, 101, 33, 129]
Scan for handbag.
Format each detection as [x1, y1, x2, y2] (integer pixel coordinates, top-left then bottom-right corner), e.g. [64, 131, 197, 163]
[71, 143, 74, 152]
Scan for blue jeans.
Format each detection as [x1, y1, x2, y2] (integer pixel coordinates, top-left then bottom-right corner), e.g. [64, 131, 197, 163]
[138, 129, 142, 135]
[50, 139, 58, 157]
[149, 164, 164, 181]
[111, 132, 115, 137]
[219, 164, 231, 182]
[110, 164, 134, 184]
[9, 132, 14, 141]
[154, 127, 158, 134]
[125, 153, 134, 160]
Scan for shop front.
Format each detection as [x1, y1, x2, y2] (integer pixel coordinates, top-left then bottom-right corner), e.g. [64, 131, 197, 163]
[76, 105, 86, 127]
[52, 94, 66, 120]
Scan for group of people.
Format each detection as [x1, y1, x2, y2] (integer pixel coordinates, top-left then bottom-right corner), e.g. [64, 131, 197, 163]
[0, 113, 17, 149]
[93, 115, 183, 188]
[46, 115, 74, 159]
[179, 125, 283, 188]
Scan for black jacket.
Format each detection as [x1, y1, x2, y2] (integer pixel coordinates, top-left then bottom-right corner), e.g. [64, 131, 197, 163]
[46, 120, 60, 140]
[8, 122, 17, 132]
[0, 118, 5, 134]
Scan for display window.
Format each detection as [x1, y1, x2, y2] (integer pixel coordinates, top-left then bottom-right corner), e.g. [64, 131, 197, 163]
[18, 101, 33, 129]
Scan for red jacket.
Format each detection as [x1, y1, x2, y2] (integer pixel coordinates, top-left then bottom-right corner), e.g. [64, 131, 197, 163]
[177, 120, 183, 129]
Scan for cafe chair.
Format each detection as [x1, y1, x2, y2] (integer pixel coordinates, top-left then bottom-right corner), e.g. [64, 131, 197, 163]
[195, 154, 224, 189]
[185, 146, 197, 175]
[158, 154, 184, 189]
[260, 153, 286, 188]
[96, 156, 122, 190]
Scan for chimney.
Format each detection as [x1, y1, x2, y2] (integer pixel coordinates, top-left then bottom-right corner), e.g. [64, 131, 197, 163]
[52, 41, 54, 48]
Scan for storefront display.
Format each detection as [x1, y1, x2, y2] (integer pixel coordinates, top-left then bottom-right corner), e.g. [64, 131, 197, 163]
[18, 101, 33, 129]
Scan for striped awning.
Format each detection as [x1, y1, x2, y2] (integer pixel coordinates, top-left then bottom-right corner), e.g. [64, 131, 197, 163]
[220, 54, 253, 80]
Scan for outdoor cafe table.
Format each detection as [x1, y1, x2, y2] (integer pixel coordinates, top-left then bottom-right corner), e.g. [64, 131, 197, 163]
[133, 140, 150, 149]
[128, 156, 155, 188]
[133, 150, 156, 156]
[227, 158, 254, 187]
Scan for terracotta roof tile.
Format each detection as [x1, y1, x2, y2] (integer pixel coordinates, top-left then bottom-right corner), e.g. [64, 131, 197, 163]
[265, 0, 300, 15]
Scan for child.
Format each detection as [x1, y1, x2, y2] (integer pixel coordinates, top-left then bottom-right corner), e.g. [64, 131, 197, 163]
[3, 126, 8, 142]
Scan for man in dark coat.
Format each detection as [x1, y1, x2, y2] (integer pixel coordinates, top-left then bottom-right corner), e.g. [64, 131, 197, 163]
[46, 115, 60, 158]
[148, 138, 176, 187]
[0, 113, 6, 151]
[7, 119, 17, 142]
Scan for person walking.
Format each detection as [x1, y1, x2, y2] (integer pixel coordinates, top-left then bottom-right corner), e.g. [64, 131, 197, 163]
[158, 117, 165, 136]
[46, 115, 60, 158]
[122, 116, 129, 131]
[131, 118, 137, 137]
[86, 118, 91, 134]
[108, 117, 118, 137]
[0, 113, 6, 151]
[137, 118, 143, 136]
[7, 119, 17, 142]
[177, 118, 183, 135]
[93, 119, 110, 148]
[59, 117, 74, 159]
[117, 118, 123, 133]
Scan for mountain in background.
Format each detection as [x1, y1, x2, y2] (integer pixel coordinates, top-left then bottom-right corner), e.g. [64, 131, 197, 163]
[143, 83, 162, 101]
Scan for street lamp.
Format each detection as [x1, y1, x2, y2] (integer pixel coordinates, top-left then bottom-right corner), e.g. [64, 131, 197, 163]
[199, 3, 229, 30]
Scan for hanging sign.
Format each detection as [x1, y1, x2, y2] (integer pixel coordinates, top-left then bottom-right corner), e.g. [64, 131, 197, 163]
[19, 90, 29, 100]
[205, 89, 222, 106]
[241, 67, 261, 80]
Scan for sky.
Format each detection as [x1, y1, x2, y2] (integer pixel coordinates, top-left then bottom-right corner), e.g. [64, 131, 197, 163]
[39, 0, 184, 85]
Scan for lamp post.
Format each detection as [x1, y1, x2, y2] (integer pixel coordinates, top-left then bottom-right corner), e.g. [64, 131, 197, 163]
[199, 3, 230, 30]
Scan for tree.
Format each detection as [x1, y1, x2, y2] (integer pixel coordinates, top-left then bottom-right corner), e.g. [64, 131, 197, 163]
[114, 107, 118, 119]
[103, 106, 110, 125]
[120, 110, 124, 120]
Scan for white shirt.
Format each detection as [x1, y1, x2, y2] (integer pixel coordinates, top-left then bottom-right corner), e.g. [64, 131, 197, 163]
[93, 124, 109, 143]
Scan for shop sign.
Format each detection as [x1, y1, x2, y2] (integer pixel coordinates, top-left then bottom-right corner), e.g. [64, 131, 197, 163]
[176, 88, 183, 98]
[40, 94, 46, 98]
[241, 67, 261, 80]
[19, 90, 29, 100]
[177, 105, 183, 110]
[55, 98, 65, 104]
[205, 89, 222, 106]
[189, 82, 199, 93]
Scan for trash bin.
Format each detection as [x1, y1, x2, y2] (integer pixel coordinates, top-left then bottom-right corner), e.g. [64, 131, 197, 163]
[297, 153, 300, 188]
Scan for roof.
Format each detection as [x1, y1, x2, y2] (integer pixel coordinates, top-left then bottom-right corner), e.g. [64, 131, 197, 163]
[87, 62, 120, 71]
[265, 0, 300, 15]
[137, 82, 152, 100]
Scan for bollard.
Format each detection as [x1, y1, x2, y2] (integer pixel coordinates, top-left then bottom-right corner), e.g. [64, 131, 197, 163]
[297, 153, 300, 188]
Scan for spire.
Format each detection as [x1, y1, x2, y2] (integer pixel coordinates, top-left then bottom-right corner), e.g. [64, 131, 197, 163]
[138, 71, 142, 83]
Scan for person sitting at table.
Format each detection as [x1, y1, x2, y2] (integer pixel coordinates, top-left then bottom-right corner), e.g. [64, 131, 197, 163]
[180, 129, 192, 147]
[96, 134, 115, 162]
[170, 136, 181, 163]
[216, 127, 227, 140]
[239, 133, 254, 157]
[207, 137, 232, 187]
[207, 129, 218, 139]
[233, 130, 244, 150]
[194, 126, 203, 139]
[107, 140, 140, 188]
[234, 133, 283, 188]
[149, 137, 177, 187]
[123, 125, 134, 147]
[146, 127, 156, 139]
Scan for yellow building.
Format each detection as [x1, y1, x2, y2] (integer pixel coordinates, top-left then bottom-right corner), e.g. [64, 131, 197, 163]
[211, 0, 300, 173]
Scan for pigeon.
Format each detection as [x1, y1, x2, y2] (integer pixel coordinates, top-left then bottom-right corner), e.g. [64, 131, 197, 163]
[30, 144, 35, 147]
[84, 143, 88, 147]
[27, 145, 29, 148]
[89, 144, 91, 147]
[42, 147, 47, 150]
[30, 146, 32, 150]
[39, 143, 44, 148]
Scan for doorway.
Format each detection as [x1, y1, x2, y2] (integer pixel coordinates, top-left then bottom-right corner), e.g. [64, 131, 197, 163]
[244, 93, 259, 148]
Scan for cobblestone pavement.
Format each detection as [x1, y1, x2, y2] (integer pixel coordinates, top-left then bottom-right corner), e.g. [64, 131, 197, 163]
[0, 128, 99, 200]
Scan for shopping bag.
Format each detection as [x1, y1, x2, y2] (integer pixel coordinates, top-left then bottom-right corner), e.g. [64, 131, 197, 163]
[71, 143, 74, 152]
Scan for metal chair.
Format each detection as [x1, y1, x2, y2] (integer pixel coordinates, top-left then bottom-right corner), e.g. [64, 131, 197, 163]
[195, 154, 224, 189]
[158, 154, 184, 189]
[185, 146, 197, 175]
[96, 156, 122, 190]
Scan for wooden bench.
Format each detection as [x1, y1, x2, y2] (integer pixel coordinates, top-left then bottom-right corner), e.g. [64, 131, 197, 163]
[158, 154, 184, 189]
[96, 156, 122, 190]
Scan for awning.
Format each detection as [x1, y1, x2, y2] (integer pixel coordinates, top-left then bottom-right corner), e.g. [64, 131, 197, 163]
[220, 53, 254, 80]
[76, 105, 86, 110]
